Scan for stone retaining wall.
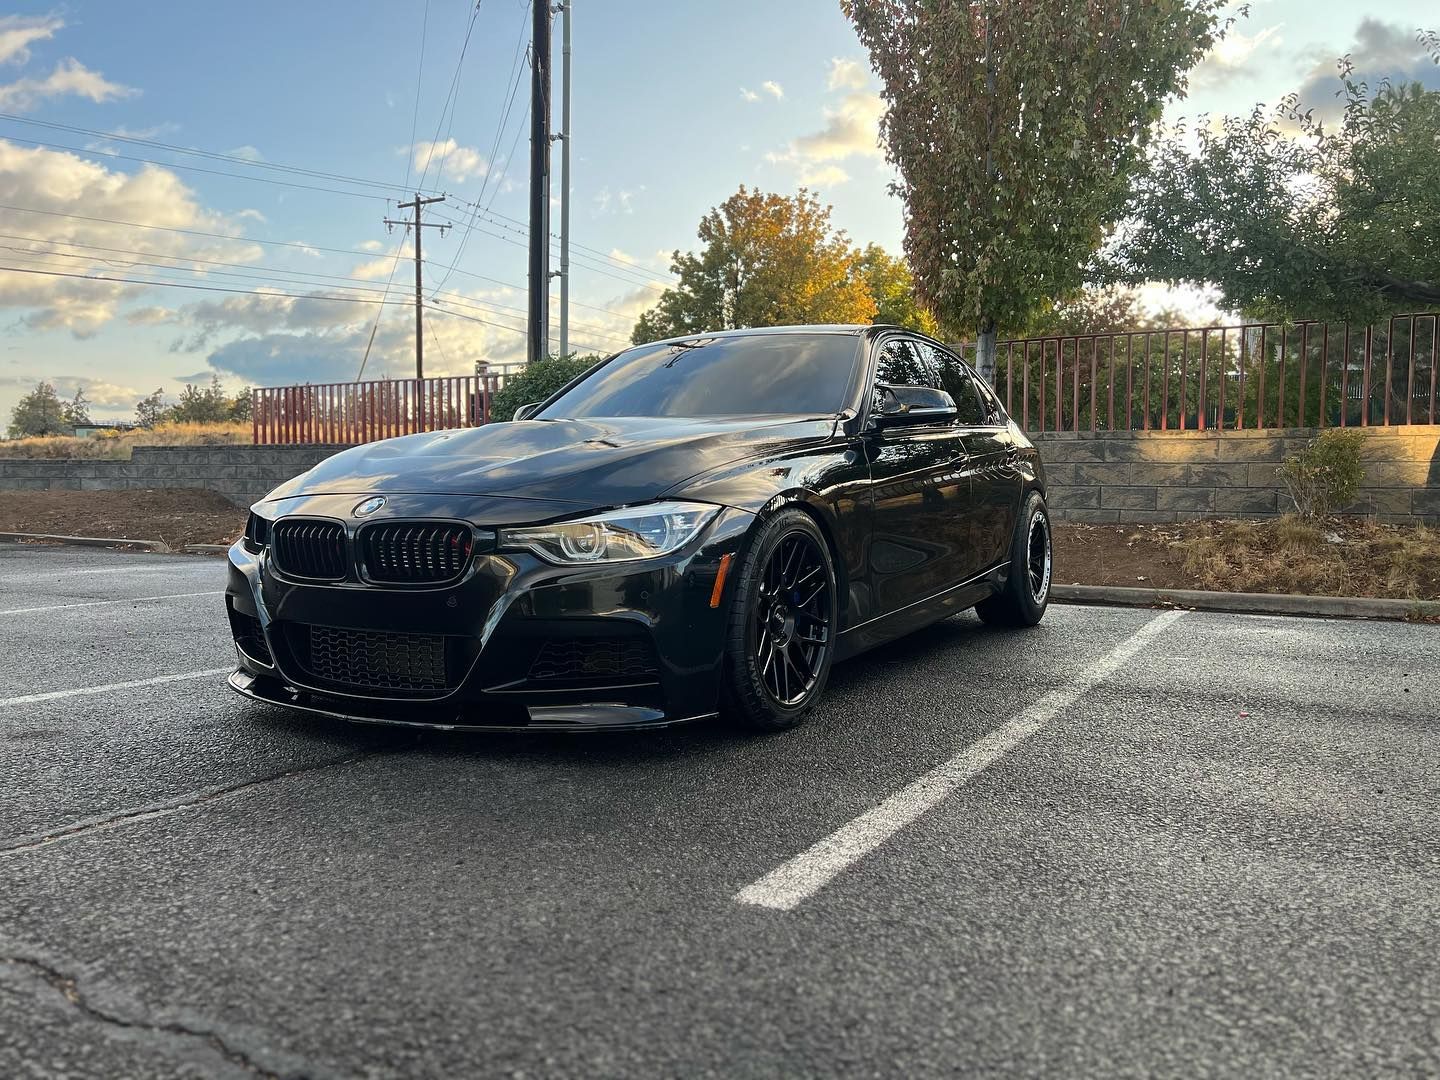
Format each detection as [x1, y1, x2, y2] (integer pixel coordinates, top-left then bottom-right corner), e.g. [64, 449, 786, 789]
[0, 445, 346, 507]
[1032, 427, 1440, 524]
[3, 427, 1438, 522]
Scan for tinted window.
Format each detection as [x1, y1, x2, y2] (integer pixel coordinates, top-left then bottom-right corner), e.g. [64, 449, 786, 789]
[918, 343, 986, 424]
[875, 338, 938, 388]
[537, 334, 862, 419]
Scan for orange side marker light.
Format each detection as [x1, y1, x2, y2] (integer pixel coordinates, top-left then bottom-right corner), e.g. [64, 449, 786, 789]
[709, 553, 734, 608]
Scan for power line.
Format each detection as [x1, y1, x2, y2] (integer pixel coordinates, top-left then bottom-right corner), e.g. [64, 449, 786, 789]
[0, 262, 415, 305]
[0, 112, 444, 199]
[416, 0, 485, 191]
[0, 133, 397, 203]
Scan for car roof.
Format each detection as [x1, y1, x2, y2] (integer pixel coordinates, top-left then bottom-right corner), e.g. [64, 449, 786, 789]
[643, 324, 907, 348]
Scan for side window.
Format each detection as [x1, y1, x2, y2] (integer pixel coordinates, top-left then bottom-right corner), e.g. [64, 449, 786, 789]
[875, 338, 939, 389]
[919, 343, 986, 425]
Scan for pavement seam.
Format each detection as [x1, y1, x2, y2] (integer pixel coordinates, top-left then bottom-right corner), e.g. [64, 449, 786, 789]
[0, 952, 297, 1079]
[0, 755, 370, 856]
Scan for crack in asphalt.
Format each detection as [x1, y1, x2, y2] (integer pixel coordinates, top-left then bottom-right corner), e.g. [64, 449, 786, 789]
[0, 754, 370, 856]
[2, 953, 293, 1079]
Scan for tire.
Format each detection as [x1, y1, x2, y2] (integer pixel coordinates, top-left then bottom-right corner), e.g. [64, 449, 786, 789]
[975, 491, 1052, 628]
[721, 508, 838, 731]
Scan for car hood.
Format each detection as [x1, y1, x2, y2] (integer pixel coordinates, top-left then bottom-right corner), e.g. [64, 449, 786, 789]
[264, 414, 838, 508]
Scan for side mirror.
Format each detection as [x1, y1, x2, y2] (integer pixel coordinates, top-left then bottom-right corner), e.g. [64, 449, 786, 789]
[512, 402, 542, 421]
[871, 384, 958, 427]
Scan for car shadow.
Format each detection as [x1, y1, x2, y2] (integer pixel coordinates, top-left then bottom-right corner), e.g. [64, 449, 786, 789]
[239, 609, 1033, 766]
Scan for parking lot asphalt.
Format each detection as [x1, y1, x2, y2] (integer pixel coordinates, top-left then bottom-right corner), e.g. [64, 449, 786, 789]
[1, 540, 1437, 1079]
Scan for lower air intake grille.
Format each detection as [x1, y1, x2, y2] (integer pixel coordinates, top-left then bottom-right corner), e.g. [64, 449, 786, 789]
[297, 624, 451, 693]
[528, 637, 661, 682]
[271, 520, 347, 580]
[360, 522, 474, 584]
[231, 611, 273, 667]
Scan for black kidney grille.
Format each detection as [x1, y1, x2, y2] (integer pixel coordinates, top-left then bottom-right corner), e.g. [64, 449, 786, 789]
[271, 520, 347, 580]
[528, 637, 661, 682]
[299, 624, 450, 693]
[360, 522, 474, 584]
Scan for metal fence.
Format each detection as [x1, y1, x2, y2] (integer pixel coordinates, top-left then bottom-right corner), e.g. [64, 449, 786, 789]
[252, 374, 503, 445]
[962, 312, 1439, 432]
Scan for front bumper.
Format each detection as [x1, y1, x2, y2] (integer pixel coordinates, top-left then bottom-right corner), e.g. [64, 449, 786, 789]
[224, 496, 753, 731]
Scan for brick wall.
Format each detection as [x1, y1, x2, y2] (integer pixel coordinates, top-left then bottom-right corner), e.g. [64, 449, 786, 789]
[0, 445, 346, 507]
[1033, 427, 1440, 524]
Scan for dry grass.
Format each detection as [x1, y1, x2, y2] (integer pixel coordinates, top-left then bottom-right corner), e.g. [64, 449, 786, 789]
[0, 421, 251, 459]
[1175, 515, 1440, 600]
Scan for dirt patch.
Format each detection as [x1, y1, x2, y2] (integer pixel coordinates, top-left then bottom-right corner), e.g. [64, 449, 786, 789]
[0, 489, 245, 550]
[1056, 519, 1440, 602]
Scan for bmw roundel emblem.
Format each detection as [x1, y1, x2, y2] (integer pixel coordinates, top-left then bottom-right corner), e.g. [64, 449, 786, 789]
[353, 496, 387, 517]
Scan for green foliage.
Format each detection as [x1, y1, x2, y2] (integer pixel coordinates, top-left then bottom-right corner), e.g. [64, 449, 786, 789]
[135, 376, 250, 428]
[6, 381, 67, 437]
[61, 387, 91, 428]
[1277, 429, 1368, 519]
[135, 389, 168, 429]
[843, 0, 1231, 345]
[1022, 287, 1180, 338]
[490, 353, 601, 421]
[1096, 36, 1440, 322]
[633, 187, 878, 343]
[858, 244, 940, 335]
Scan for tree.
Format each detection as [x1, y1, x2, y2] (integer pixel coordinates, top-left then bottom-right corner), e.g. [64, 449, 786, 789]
[1024, 287, 1182, 338]
[135, 389, 168, 429]
[228, 386, 253, 424]
[858, 244, 940, 336]
[6, 381, 67, 437]
[633, 187, 876, 343]
[1094, 34, 1440, 323]
[490, 354, 601, 422]
[843, 0, 1232, 378]
[61, 387, 91, 428]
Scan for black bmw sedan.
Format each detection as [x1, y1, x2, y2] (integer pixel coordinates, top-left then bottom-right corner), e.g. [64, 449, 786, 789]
[226, 325, 1051, 732]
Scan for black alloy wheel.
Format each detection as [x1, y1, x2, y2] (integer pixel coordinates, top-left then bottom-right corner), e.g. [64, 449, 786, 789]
[975, 490, 1052, 628]
[722, 509, 838, 730]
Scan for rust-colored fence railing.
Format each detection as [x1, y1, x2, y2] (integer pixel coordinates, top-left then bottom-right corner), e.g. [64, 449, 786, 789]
[252, 374, 503, 445]
[961, 312, 1439, 432]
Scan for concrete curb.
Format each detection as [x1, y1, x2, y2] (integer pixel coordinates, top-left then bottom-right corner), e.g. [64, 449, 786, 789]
[1052, 583, 1437, 622]
[0, 531, 170, 553]
[182, 544, 232, 554]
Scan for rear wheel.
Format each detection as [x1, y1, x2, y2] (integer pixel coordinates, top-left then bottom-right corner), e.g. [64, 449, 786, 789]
[976, 491, 1051, 628]
[721, 509, 837, 731]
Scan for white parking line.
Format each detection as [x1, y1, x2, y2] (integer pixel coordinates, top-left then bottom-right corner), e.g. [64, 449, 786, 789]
[40, 563, 221, 576]
[0, 668, 233, 707]
[735, 608, 1188, 911]
[0, 590, 223, 616]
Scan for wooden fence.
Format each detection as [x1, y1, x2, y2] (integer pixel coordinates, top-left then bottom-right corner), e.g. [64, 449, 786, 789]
[252, 374, 502, 446]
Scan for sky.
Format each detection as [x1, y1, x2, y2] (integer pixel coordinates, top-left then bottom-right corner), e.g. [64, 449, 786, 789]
[0, 0, 1436, 423]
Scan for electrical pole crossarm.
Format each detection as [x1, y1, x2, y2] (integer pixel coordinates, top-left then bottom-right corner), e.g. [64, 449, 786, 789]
[383, 193, 447, 379]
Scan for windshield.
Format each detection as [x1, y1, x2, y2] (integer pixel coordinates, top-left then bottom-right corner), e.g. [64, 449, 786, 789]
[536, 333, 862, 419]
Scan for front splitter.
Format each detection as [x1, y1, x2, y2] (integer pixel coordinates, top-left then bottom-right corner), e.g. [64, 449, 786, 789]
[226, 669, 712, 733]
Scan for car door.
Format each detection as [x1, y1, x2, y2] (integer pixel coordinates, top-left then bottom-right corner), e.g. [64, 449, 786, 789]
[922, 342, 1022, 572]
[862, 335, 979, 615]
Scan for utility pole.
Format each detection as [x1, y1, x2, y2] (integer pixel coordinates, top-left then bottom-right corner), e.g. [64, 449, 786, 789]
[527, 0, 552, 363]
[555, 0, 572, 359]
[384, 194, 447, 378]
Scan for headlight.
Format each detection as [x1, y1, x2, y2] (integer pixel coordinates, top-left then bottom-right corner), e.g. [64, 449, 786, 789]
[242, 508, 273, 554]
[499, 501, 719, 564]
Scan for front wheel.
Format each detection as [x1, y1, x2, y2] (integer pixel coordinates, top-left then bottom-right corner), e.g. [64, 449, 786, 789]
[975, 491, 1052, 628]
[721, 509, 837, 731]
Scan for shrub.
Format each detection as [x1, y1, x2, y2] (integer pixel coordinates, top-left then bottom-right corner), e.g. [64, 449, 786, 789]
[489, 353, 602, 422]
[1276, 429, 1368, 519]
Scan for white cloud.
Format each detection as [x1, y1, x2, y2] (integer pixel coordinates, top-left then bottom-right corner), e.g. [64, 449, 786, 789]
[411, 138, 487, 182]
[358, 239, 385, 253]
[0, 14, 63, 66]
[125, 306, 174, 326]
[226, 145, 265, 162]
[827, 57, 868, 91]
[0, 138, 261, 336]
[762, 80, 784, 100]
[740, 87, 760, 103]
[351, 243, 411, 281]
[0, 57, 135, 111]
[1191, 24, 1284, 89]
[0, 373, 141, 408]
[797, 164, 850, 188]
[792, 91, 884, 161]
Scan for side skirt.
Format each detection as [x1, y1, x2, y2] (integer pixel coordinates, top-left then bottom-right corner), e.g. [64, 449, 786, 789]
[833, 562, 1008, 663]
